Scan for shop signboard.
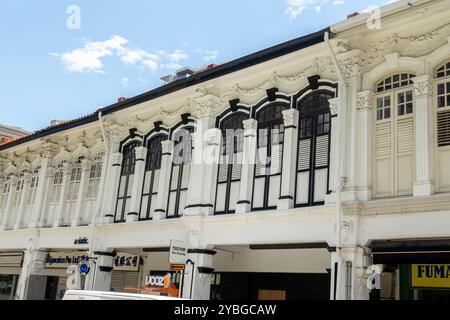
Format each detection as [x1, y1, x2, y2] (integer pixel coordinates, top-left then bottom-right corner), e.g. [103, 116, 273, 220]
[113, 252, 140, 272]
[45, 252, 89, 269]
[0, 253, 23, 267]
[169, 240, 187, 265]
[411, 264, 450, 288]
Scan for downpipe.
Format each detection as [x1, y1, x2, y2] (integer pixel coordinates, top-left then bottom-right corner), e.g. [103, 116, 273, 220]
[325, 31, 349, 300]
[86, 111, 110, 290]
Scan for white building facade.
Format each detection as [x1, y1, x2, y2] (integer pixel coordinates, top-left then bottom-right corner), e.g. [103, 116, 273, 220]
[1, 0, 450, 300]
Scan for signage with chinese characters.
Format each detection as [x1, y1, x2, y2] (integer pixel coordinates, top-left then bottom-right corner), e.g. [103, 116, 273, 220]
[113, 252, 140, 272]
[74, 237, 89, 245]
[411, 264, 450, 288]
[169, 240, 187, 265]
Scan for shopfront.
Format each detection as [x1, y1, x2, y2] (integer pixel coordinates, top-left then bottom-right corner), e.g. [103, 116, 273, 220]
[0, 252, 23, 300]
[371, 239, 450, 301]
[210, 272, 330, 300]
[110, 252, 142, 292]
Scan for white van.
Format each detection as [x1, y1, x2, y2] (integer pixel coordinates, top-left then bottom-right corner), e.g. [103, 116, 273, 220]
[63, 290, 185, 300]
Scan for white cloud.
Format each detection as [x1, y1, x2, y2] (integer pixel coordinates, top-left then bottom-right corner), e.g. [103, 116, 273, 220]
[285, 0, 348, 19]
[53, 36, 218, 76]
[167, 49, 188, 62]
[120, 77, 129, 88]
[195, 49, 219, 62]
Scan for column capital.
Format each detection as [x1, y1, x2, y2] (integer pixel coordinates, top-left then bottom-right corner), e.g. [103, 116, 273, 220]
[243, 118, 258, 130]
[356, 91, 375, 111]
[111, 152, 123, 165]
[282, 109, 299, 127]
[328, 97, 339, 116]
[161, 140, 175, 154]
[134, 146, 148, 159]
[205, 128, 222, 146]
[413, 74, 433, 97]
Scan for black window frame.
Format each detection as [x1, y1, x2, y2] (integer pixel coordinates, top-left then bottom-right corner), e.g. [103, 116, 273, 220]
[139, 134, 168, 221]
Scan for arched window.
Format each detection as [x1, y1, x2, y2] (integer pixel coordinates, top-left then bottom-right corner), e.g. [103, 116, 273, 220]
[167, 126, 194, 218]
[46, 161, 66, 227]
[435, 61, 450, 191]
[115, 141, 140, 223]
[27, 166, 40, 206]
[253, 104, 288, 210]
[0, 176, 11, 215]
[68, 157, 83, 201]
[295, 91, 333, 206]
[82, 152, 104, 225]
[215, 113, 247, 214]
[373, 73, 416, 198]
[87, 153, 104, 200]
[13, 172, 25, 209]
[140, 134, 167, 220]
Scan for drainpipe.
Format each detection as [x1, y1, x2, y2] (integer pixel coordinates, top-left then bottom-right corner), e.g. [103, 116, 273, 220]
[325, 31, 349, 299]
[86, 111, 110, 290]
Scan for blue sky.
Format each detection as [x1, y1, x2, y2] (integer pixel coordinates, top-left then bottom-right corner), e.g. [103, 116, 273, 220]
[0, 0, 393, 132]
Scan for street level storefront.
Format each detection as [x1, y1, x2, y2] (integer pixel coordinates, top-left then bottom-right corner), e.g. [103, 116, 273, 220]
[0, 252, 23, 300]
[210, 272, 330, 300]
[371, 239, 450, 300]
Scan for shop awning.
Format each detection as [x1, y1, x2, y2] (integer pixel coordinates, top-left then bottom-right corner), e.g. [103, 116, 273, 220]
[371, 239, 450, 264]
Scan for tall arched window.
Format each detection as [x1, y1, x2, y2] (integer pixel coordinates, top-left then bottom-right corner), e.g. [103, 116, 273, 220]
[27, 166, 40, 207]
[253, 104, 288, 210]
[295, 91, 333, 206]
[374, 73, 416, 198]
[0, 177, 11, 219]
[115, 141, 140, 223]
[83, 152, 104, 225]
[66, 157, 84, 226]
[87, 153, 104, 200]
[215, 113, 247, 214]
[167, 126, 194, 218]
[435, 61, 450, 191]
[47, 161, 66, 226]
[140, 134, 167, 220]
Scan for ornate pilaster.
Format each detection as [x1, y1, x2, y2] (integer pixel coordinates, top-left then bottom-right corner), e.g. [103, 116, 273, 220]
[236, 119, 258, 214]
[355, 91, 374, 201]
[153, 140, 174, 220]
[103, 152, 123, 223]
[277, 109, 299, 210]
[412, 74, 435, 196]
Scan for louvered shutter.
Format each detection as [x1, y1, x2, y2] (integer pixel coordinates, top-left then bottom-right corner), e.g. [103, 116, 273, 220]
[438, 110, 450, 147]
[375, 121, 393, 197]
[396, 117, 414, 195]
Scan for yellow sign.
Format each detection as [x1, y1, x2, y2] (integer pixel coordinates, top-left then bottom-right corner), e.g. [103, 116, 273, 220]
[411, 264, 450, 288]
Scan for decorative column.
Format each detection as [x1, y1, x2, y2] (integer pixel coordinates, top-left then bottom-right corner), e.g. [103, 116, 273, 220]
[184, 108, 216, 217]
[325, 98, 340, 204]
[0, 175, 17, 230]
[38, 167, 55, 227]
[277, 109, 299, 210]
[153, 140, 174, 220]
[102, 152, 122, 223]
[412, 75, 435, 196]
[330, 247, 372, 300]
[16, 248, 48, 300]
[236, 119, 258, 214]
[85, 251, 115, 291]
[71, 159, 91, 227]
[53, 162, 70, 228]
[181, 230, 215, 300]
[28, 154, 50, 228]
[355, 91, 374, 201]
[92, 150, 109, 224]
[14, 171, 32, 230]
[126, 146, 147, 223]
